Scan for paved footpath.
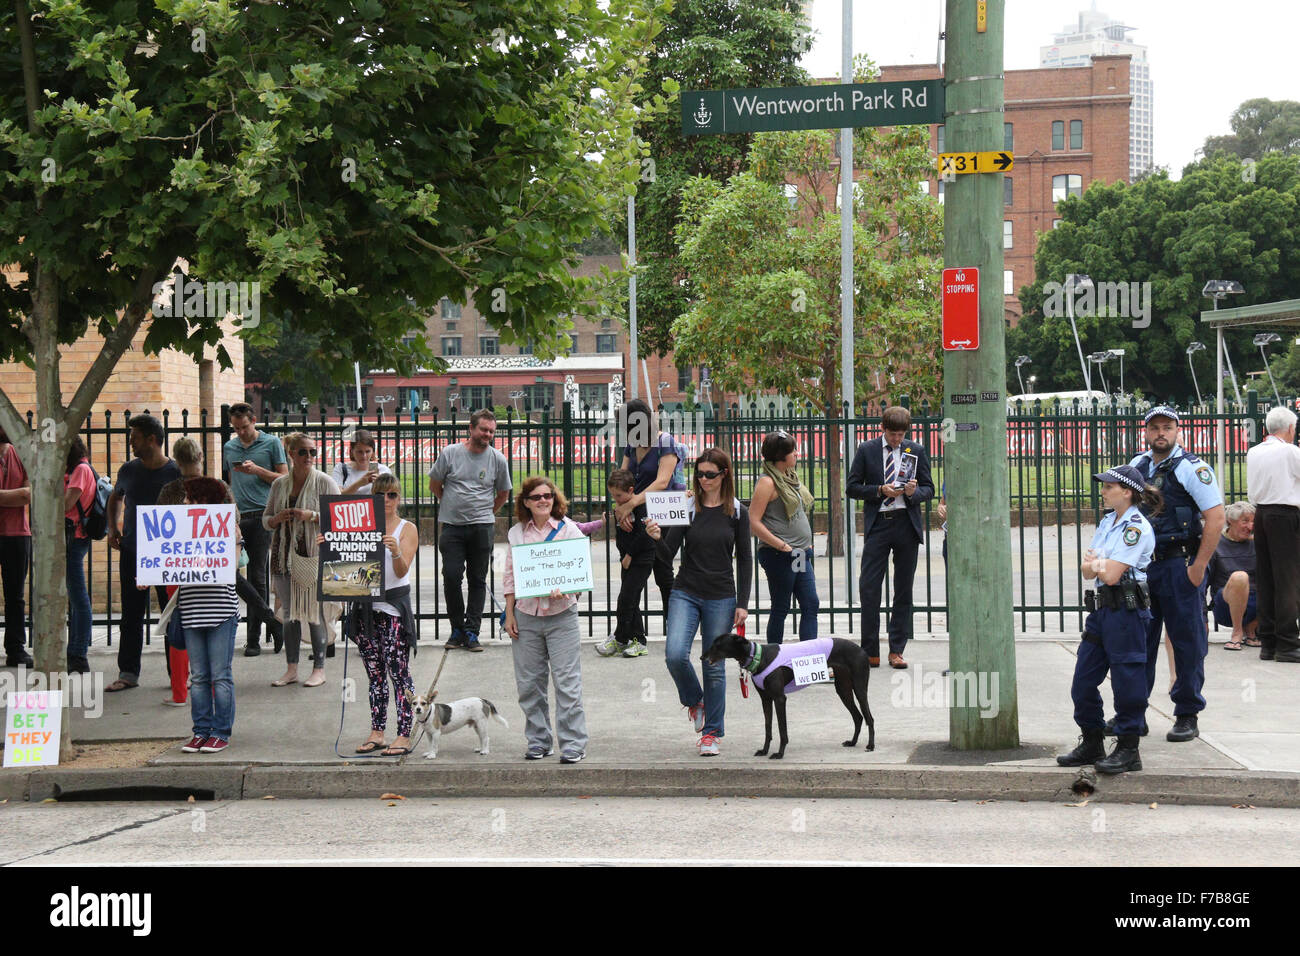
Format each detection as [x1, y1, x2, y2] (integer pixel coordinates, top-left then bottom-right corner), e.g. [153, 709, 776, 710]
[3, 632, 1298, 808]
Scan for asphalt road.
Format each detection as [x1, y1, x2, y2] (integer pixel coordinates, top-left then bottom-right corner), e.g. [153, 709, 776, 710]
[3, 797, 1296, 866]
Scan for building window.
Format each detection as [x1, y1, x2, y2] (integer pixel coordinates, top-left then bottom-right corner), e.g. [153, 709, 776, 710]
[596, 334, 617, 353]
[1052, 174, 1082, 203]
[444, 321, 456, 332]
[1003, 220, 1013, 249]
[1004, 122, 1013, 152]
[335, 386, 368, 412]
[784, 183, 798, 209]
[936, 124, 944, 153]
[1051, 120, 1064, 151]
[401, 333, 418, 347]
[600, 317, 612, 330]
[441, 336, 462, 356]
[1069, 119, 1083, 150]
[403, 386, 431, 412]
[439, 298, 462, 321]
[461, 386, 492, 411]
[1003, 177, 1013, 207]
[579, 383, 607, 413]
[677, 365, 692, 392]
[523, 384, 553, 413]
[1052, 218, 1063, 229]
[520, 341, 534, 355]
[479, 336, 499, 355]
[1004, 270, 1014, 295]
[569, 333, 581, 353]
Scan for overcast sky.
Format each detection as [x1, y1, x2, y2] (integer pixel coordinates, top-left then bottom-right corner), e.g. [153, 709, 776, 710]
[800, 0, 1299, 177]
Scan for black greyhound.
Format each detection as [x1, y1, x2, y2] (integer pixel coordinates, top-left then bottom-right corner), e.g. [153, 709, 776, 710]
[704, 633, 875, 759]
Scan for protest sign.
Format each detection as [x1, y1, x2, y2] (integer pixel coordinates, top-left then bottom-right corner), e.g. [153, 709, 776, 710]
[645, 490, 691, 526]
[791, 654, 830, 687]
[318, 496, 387, 601]
[4, 690, 63, 767]
[512, 536, 594, 599]
[136, 504, 237, 585]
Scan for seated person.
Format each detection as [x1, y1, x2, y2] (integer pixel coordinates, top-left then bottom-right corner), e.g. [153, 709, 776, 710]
[1207, 501, 1257, 651]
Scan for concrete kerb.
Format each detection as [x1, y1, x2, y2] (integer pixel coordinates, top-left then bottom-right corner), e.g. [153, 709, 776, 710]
[8, 764, 1300, 809]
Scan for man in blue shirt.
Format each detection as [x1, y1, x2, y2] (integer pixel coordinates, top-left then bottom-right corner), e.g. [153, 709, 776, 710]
[1126, 406, 1225, 742]
[223, 403, 288, 656]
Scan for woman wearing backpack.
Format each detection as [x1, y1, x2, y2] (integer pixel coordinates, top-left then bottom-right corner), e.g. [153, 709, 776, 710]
[645, 448, 751, 756]
[601, 399, 682, 657]
[330, 428, 391, 496]
[63, 437, 97, 674]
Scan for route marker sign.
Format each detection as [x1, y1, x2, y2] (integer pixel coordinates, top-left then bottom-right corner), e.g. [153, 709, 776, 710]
[942, 268, 980, 352]
[939, 151, 1013, 175]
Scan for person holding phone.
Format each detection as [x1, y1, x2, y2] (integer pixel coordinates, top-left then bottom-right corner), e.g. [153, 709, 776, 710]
[331, 428, 391, 496]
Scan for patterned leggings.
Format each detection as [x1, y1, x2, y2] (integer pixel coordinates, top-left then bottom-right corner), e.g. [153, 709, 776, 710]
[356, 611, 415, 737]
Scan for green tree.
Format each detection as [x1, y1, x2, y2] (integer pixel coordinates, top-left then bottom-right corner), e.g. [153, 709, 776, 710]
[673, 100, 942, 551]
[631, 0, 809, 358]
[0, 0, 669, 703]
[1008, 154, 1300, 403]
[1203, 98, 1300, 160]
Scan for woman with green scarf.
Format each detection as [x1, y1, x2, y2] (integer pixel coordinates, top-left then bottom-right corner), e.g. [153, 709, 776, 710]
[749, 430, 819, 643]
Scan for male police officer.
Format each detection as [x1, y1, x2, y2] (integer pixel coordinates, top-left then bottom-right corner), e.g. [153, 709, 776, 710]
[1125, 406, 1224, 742]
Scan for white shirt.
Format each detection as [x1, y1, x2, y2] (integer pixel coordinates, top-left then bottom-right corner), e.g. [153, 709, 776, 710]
[331, 460, 391, 497]
[1247, 435, 1300, 507]
[373, 518, 410, 617]
[880, 441, 902, 512]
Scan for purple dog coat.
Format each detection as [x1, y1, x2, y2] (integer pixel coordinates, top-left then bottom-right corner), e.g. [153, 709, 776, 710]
[751, 637, 835, 694]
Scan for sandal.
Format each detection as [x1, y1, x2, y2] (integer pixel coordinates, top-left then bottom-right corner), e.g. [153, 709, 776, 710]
[1244, 636, 1261, 647]
[1224, 640, 1243, 651]
[355, 740, 387, 754]
[271, 676, 298, 687]
[105, 679, 137, 693]
[303, 673, 326, 688]
[380, 746, 411, 757]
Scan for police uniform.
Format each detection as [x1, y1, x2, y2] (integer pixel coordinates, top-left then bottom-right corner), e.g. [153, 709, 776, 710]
[1072, 501, 1156, 739]
[1127, 414, 1223, 723]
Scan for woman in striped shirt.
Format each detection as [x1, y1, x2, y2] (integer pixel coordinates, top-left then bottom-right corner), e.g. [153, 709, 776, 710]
[177, 476, 242, 755]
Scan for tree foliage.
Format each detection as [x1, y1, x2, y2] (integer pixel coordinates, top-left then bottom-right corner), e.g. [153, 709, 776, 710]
[1008, 154, 1300, 403]
[1203, 98, 1300, 160]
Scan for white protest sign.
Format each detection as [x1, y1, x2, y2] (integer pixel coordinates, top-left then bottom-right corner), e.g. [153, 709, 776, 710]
[4, 690, 63, 767]
[136, 504, 237, 586]
[645, 490, 690, 526]
[791, 654, 830, 687]
[512, 536, 594, 599]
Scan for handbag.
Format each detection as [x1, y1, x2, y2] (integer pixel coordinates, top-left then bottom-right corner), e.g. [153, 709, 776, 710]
[500, 521, 565, 629]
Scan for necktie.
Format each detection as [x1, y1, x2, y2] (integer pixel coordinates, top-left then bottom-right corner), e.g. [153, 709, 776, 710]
[885, 446, 897, 486]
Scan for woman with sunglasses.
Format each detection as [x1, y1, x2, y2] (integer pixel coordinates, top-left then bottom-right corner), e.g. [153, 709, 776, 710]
[750, 429, 819, 643]
[502, 476, 589, 763]
[264, 433, 340, 688]
[645, 448, 751, 756]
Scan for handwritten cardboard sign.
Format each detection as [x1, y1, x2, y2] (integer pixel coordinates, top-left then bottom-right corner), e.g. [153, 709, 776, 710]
[136, 505, 237, 585]
[4, 691, 63, 767]
[512, 536, 594, 599]
[645, 490, 691, 526]
[791, 653, 830, 687]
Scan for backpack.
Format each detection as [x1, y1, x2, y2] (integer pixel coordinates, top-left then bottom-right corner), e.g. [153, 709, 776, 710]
[667, 436, 690, 491]
[75, 465, 113, 540]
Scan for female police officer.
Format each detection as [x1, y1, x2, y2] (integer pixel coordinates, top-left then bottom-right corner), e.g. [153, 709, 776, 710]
[1057, 465, 1163, 774]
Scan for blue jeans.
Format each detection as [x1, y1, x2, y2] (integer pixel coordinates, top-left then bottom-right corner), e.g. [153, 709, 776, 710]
[664, 590, 734, 737]
[185, 613, 237, 741]
[65, 532, 92, 659]
[757, 546, 819, 643]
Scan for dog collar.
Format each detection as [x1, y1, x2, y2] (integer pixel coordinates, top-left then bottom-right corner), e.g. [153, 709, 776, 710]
[742, 641, 763, 674]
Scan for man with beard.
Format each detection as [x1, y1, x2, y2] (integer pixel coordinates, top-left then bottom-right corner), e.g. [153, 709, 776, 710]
[1125, 406, 1224, 742]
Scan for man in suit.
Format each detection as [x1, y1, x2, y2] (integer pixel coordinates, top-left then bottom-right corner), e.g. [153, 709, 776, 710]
[847, 406, 935, 668]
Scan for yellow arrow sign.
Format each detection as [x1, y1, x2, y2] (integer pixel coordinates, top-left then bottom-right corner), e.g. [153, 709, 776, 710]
[938, 151, 1014, 175]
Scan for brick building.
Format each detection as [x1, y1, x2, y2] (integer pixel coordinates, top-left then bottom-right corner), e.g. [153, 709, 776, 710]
[881, 55, 1133, 324]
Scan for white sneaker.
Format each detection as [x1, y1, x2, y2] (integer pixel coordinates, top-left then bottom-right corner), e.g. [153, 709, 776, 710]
[595, 635, 627, 657]
[687, 702, 705, 733]
[698, 734, 719, 756]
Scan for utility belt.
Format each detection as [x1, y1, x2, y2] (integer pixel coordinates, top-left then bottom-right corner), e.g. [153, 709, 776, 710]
[1153, 539, 1198, 562]
[1084, 581, 1150, 612]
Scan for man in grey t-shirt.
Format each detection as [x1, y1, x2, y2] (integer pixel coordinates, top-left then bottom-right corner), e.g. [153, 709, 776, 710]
[428, 409, 511, 651]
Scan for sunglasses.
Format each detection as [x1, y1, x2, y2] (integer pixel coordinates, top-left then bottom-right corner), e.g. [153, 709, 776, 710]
[696, 469, 724, 480]
[295, 448, 317, 458]
[384, 491, 400, 499]
[526, 492, 554, 501]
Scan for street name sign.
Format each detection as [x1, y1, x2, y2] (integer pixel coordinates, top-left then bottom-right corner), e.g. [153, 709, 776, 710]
[939, 151, 1013, 175]
[942, 268, 980, 351]
[682, 80, 945, 136]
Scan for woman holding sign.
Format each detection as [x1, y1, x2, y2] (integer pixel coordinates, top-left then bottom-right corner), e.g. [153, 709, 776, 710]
[750, 429, 819, 644]
[502, 476, 589, 763]
[646, 448, 751, 757]
[264, 433, 340, 688]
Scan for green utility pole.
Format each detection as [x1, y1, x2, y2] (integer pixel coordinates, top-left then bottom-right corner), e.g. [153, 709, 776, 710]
[944, 0, 1019, 748]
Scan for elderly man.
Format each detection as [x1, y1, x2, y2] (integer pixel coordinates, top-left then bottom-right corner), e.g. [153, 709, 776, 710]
[1206, 502, 1257, 651]
[1246, 406, 1300, 663]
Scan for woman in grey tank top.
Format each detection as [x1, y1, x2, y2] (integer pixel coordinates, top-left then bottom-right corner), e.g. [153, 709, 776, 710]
[749, 430, 819, 644]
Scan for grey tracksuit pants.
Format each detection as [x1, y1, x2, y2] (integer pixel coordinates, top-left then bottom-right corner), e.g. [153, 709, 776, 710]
[511, 606, 588, 754]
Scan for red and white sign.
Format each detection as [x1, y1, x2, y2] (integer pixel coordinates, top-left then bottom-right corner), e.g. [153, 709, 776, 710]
[942, 267, 979, 351]
[329, 498, 377, 533]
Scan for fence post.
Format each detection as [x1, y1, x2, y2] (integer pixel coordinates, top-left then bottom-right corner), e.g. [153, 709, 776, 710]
[561, 400, 574, 502]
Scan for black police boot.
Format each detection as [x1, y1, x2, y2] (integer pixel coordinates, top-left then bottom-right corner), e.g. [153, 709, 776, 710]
[1104, 717, 1148, 737]
[1056, 728, 1106, 766]
[1166, 714, 1199, 742]
[243, 641, 262, 657]
[1095, 735, 1142, 774]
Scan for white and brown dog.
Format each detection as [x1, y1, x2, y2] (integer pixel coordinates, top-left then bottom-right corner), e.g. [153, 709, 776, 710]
[411, 695, 509, 759]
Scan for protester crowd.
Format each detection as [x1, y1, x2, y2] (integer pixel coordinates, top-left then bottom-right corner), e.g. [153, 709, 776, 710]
[1, 398, 1296, 767]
